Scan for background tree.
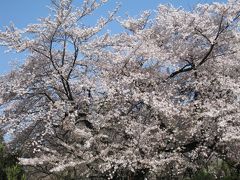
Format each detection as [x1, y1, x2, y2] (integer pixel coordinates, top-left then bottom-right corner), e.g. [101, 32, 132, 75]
[0, 132, 26, 180]
[0, 0, 118, 178]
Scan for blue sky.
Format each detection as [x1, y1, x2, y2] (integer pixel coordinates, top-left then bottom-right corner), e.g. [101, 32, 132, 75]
[0, 0, 226, 74]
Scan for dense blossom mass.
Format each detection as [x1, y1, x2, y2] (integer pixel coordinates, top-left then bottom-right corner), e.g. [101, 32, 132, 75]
[0, 0, 240, 179]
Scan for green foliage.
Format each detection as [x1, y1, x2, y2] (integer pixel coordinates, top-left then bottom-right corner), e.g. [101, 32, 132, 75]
[188, 159, 240, 180]
[5, 165, 25, 180]
[190, 169, 216, 180]
[0, 134, 25, 180]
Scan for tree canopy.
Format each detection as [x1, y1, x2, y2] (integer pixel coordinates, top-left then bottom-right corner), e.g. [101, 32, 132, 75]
[0, 0, 240, 179]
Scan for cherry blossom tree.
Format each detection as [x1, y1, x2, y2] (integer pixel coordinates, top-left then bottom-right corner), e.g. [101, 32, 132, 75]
[0, 0, 240, 179]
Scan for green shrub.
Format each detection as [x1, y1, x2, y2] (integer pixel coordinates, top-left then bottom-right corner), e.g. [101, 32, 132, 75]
[0, 134, 25, 180]
[188, 159, 240, 180]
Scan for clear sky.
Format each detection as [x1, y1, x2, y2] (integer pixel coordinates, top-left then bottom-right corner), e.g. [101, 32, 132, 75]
[0, 0, 227, 74]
